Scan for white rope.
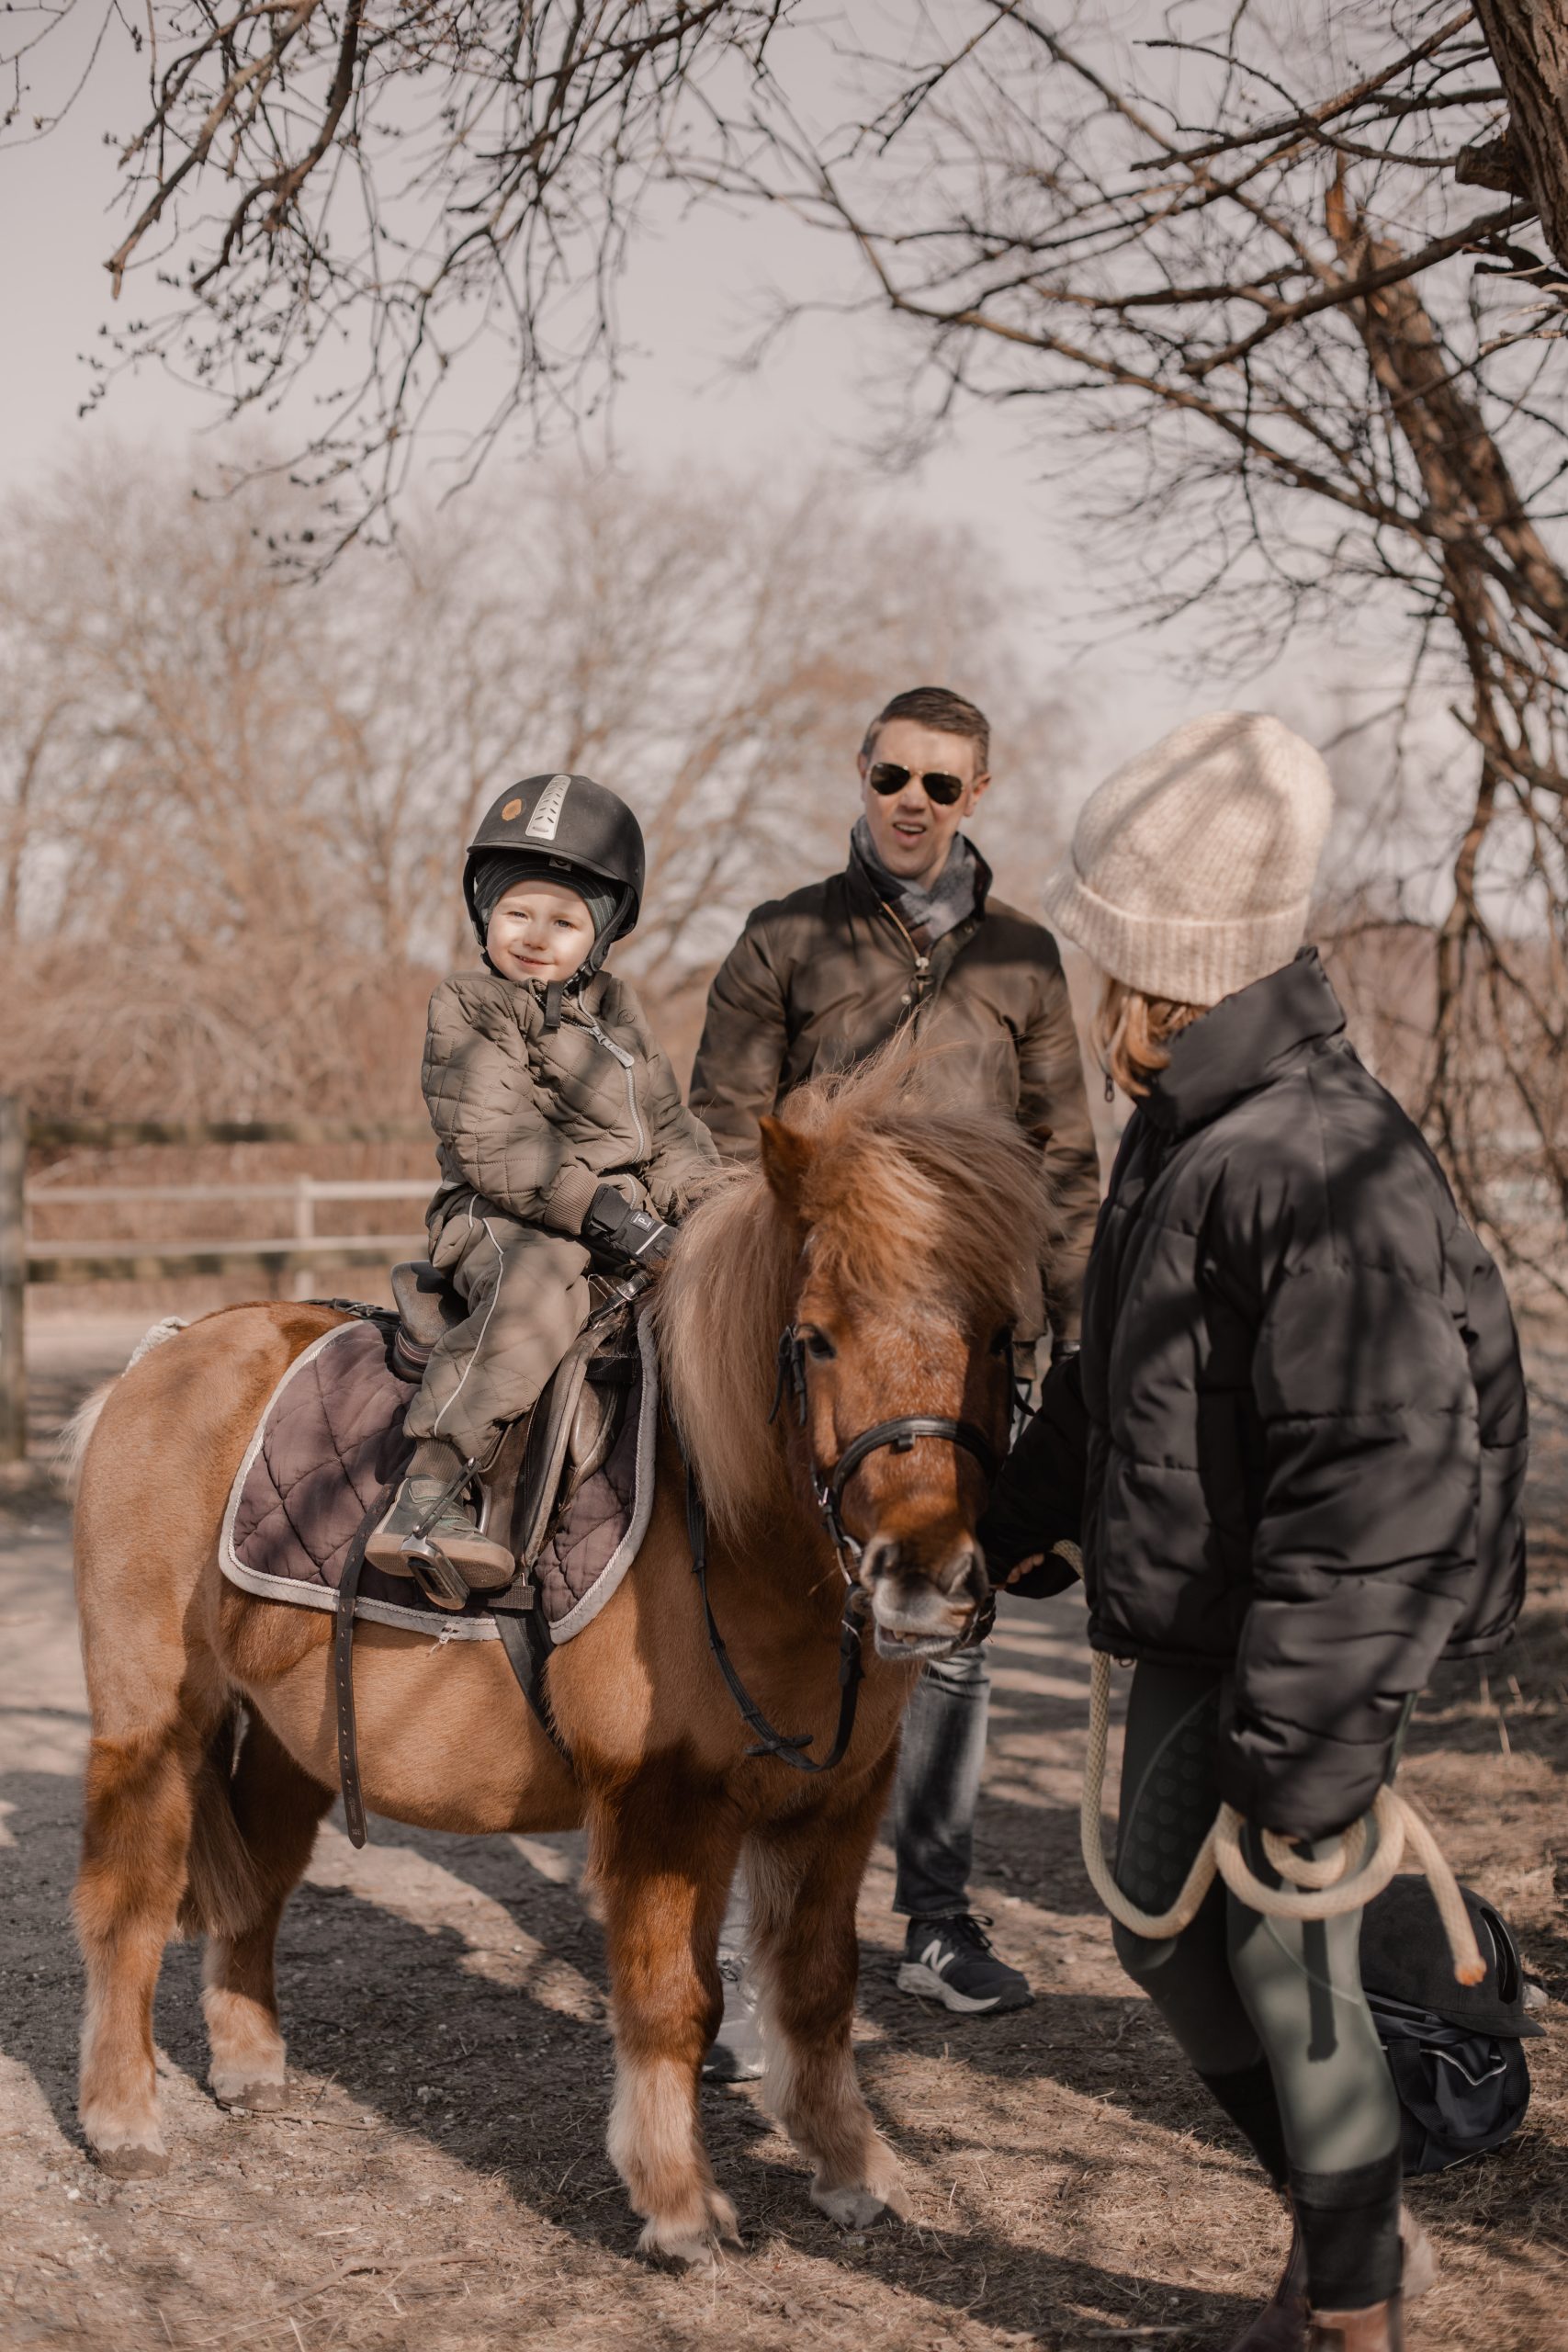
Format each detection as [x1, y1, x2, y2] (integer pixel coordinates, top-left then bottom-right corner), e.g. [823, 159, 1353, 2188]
[1080, 1651, 1484, 1984]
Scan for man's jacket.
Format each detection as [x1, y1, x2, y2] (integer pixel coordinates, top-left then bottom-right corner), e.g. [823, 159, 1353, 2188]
[986, 949, 1529, 1838]
[689, 841, 1100, 1333]
[422, 966, 717, 1240]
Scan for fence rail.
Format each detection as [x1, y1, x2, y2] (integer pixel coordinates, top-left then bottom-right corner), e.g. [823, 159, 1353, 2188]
[0, 1098, 434, 1462]
[27, 1116, 430, 1150]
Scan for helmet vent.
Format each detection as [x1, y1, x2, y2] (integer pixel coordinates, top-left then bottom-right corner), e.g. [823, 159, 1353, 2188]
[525, 774, 573, 841]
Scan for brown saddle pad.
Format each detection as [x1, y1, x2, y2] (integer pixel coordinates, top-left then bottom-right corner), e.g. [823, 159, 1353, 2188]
[220, 1314, 659, 1643]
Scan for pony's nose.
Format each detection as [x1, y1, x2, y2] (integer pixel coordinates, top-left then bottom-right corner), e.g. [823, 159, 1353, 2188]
[860, 1532, 988, 1658]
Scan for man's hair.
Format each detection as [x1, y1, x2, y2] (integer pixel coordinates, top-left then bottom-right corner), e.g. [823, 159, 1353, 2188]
[862, 686, 990, 773]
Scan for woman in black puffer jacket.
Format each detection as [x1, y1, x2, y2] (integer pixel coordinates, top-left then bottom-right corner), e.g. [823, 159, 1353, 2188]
[984, 714, 1528, 2352]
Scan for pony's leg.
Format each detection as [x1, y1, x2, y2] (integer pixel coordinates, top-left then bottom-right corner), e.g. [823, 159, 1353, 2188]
[749, 1767, 911, 2229]
[592, 1785, 743, 2268]
[200, 1713, 334, 2110]
[75, 1720, 206, 2176]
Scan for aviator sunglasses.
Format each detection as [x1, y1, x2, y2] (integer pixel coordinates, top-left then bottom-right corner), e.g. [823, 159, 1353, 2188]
[866, 761, 968, 807]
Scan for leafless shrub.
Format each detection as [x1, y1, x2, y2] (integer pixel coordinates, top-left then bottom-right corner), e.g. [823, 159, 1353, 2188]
[0, 444, 1071, 1120]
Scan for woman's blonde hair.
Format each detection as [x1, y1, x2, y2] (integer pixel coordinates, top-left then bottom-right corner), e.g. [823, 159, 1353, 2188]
[1094, 976, 1208, 1100]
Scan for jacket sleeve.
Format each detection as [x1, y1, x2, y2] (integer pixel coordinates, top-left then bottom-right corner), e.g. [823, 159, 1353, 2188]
[1443, 1227, 1529, 1657]
[1016, 956, 1101, 1343]
[1221, 1229, 1484, 1838]
[421, 978, 599, 1234]
[976, 1351, 1087, 1596]
[688, 913, 791, 1161]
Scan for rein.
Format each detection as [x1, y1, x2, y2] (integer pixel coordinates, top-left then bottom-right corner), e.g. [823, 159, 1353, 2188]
[679, 1326, 1003, 1777]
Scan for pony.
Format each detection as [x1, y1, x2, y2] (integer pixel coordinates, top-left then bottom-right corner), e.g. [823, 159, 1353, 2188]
[67, 1055, 1047, 2266]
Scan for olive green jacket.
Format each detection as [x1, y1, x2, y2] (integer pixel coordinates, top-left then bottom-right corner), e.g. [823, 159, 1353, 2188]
[689, 842, 1100, 1336]
[422, 966, 717, 1239]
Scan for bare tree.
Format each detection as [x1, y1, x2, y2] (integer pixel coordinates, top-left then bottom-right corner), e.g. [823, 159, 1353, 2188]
[9, 4, 1568, 1264]
[717, 3, 1566, 1283]
[0, 443, 1069, 1112]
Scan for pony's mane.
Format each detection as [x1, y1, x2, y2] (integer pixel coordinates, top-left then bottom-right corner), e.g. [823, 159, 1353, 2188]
[654, 1047, 1052, 1538]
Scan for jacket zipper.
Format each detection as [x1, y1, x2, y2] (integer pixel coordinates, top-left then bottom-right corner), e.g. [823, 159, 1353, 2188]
[570, 1000, 647, 1159]
[878, 899, 934, 1012]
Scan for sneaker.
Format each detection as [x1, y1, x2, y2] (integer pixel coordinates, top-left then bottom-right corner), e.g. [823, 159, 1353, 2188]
[703, 1952, 766, 2083]
[362, 1475, 515, 1590]
[895, 1914, 1033, 2014]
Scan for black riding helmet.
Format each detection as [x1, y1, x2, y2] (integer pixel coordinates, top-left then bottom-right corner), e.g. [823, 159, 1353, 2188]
[464, 773, 646, 978]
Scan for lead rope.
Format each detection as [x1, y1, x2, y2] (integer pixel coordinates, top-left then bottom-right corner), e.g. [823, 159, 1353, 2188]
[1080, 1651, 1485, 1984]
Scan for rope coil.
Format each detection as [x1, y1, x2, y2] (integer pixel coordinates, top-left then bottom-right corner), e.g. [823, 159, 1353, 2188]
[1080, 1651, 1484, 1984]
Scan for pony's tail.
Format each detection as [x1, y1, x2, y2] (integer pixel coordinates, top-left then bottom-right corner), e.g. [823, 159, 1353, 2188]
[177, 1713, 267, 1943]
[56, 1385, 115, 1501]
[56, 1317, 186, 1500]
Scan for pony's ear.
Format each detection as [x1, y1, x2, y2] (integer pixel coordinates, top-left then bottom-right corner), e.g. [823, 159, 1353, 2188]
[758, 1115, 815, 1223]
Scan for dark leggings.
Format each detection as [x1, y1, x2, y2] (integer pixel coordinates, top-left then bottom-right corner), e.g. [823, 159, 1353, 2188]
[1112, 1661, 1404, 2311]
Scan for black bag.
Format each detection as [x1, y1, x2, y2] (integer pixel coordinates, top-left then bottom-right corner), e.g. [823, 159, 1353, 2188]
[1368, 1994, 1532, 2173]
[1360, 1875, 1540, 2173]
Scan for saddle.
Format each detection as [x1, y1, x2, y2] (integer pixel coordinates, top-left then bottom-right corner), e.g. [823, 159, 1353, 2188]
[388, 1258, 641, 1580]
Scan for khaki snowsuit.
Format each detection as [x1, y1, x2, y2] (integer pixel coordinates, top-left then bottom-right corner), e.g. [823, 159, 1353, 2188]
[405, 965, 717, 1463]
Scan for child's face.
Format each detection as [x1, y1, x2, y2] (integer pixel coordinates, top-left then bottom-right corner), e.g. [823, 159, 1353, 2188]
[487, 877, 597, 986]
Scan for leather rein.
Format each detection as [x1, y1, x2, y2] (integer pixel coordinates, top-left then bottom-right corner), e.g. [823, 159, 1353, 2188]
[680, 1325, 1001, 1777]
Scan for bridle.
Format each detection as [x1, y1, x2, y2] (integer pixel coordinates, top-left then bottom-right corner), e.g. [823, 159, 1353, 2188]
[680, 1322, 1005, 1778]
[771, 1324, 1002, 1592]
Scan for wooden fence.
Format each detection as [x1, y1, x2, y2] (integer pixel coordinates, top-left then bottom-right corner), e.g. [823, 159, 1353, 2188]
[0, 1099, 433, 1461]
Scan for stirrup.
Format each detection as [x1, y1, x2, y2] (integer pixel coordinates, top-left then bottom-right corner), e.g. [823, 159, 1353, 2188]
[401, 1536, 471, 1612]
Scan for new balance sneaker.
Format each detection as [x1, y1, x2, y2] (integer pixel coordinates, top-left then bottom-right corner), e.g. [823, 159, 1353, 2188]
[896, 1914, 1033, 2013]
[702, 1951, 767, 2083]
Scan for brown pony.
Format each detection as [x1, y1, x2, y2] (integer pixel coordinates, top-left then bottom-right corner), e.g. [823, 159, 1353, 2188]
[67, 1057, 1046, 2266]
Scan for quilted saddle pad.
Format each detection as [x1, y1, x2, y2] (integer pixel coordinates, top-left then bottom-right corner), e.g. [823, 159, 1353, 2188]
[220, 1312, 659, 1644]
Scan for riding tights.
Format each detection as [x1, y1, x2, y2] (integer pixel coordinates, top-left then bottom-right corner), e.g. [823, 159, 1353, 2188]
[1112, 1662, 1404, 2313]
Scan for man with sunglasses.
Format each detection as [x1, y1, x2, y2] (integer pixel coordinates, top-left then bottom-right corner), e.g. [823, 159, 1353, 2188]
[691, 685, 1100, 2044]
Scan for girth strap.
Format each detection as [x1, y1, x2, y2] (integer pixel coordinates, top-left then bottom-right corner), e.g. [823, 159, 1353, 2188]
[491, 1586, 573, 1766]
[332, 1490, 386, 1849]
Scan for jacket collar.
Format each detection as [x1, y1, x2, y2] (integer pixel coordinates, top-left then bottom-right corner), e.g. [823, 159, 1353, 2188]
[844, 831, 993, 922]
[1144, 948, 1345, 1135]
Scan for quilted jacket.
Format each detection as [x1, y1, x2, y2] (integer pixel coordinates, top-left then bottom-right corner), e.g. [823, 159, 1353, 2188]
[422, 967, 717, 1239]
[689, 836, 1100, 1338]
[987, 949, 1529, 1838]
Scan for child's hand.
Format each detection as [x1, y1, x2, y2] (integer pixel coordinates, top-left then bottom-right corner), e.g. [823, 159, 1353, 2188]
[584, 1182, 678, 1266]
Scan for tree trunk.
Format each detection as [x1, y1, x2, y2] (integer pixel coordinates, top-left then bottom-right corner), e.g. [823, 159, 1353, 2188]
[1471, 1, 1568, 277]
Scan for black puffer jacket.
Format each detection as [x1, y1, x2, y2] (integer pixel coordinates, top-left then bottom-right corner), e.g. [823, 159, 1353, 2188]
[988, 950, 1528, 1838]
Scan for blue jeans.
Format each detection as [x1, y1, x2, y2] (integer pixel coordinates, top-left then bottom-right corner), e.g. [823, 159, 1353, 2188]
[891, 1645, 990, 1920]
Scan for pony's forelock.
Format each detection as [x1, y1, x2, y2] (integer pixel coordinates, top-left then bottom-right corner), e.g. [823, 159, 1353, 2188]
[654, 1049, 1051, 1539]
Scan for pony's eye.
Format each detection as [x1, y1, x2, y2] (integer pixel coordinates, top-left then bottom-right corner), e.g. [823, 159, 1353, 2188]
[802, 1328, 837, 1363]
[990, 1327, 1013, 1358]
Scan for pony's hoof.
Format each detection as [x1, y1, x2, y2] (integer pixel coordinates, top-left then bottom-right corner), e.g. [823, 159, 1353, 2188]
[214, 2077, 288, 2113]
[637, 2191, 742, 2271]
[812, 2182, 907, 2229]
[90, 2136, 169, 2179]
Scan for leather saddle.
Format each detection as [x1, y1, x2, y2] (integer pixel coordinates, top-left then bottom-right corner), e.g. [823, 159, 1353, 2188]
[388, 1259, 640, 1575]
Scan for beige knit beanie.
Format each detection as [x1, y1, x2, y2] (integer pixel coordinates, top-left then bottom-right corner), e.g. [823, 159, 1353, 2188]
[1040, 712, 1334, 1006]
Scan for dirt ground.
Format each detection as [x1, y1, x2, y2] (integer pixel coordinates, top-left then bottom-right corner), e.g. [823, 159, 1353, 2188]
[2, 1312, 1564, 2352]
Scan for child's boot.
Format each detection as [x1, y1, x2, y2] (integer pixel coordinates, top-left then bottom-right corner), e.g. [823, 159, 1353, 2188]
[364, 1441, 515, 1595]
